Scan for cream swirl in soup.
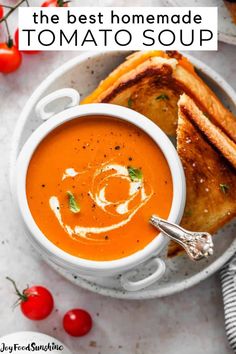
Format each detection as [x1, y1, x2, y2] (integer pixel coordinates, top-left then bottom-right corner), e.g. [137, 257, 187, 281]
[49, 163, 153, 239]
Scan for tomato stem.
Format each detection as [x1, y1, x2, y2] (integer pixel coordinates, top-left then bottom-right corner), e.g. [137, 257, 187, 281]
[6, 277, 28, 302]
[4, 20, 13, 48]
[1, 5, 14, 10]
[57, 0, 70, 6]
[0, 0, 27, 24]
[0, 0, 30, 47]
[7, 37, 13, 48]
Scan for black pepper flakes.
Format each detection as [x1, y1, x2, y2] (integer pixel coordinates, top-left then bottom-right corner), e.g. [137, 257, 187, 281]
[115, 145, 120, 150]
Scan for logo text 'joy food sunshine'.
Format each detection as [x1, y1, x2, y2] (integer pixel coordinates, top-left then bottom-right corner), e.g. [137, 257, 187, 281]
[0, 342, 64, 353]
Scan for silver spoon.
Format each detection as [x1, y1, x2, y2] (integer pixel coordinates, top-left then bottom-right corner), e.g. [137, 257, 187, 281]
[149, 215, 214, 261]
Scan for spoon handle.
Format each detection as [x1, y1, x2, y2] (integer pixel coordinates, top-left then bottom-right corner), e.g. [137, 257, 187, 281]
[149, 215, 214, 261]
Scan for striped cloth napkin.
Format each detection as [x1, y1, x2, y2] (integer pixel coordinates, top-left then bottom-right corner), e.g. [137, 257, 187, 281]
[221, 256, 236, 352]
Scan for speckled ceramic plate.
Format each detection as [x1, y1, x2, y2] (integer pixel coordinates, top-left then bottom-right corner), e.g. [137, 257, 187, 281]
[165, 0, 236, 45]
[10, 51, 236, 299]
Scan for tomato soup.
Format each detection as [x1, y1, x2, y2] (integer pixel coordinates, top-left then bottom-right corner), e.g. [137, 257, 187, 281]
[26, 116, 173, 261]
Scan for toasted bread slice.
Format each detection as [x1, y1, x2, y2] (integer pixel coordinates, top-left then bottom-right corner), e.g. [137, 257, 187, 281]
[225, 1, 236, 24]
[82, 51, 236, 142]
[178, 94, 236, 170]
[84, 55, 181, 136]
[168, 95, 236, 257]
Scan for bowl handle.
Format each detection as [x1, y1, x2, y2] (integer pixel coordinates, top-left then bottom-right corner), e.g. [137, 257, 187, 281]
[35, 88, 80, 121]
[120, 257, 166, 292]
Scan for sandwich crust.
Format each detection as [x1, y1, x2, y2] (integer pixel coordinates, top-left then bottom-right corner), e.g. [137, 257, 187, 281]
[83, 51, 236, 142]
[168, 95, 236, 257]
[178, 94, 236, 170]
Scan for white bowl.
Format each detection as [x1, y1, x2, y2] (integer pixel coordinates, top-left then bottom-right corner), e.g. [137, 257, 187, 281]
[14, 89, 186, 292]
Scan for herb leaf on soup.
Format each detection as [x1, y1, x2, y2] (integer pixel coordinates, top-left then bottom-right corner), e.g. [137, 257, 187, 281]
[67, 191, 80, 213]
[127, 166, 143, 182]
[220, 183, 230, 194]
[156, 94, 169, 101]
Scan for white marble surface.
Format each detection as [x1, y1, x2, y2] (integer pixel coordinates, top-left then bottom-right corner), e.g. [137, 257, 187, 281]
[0, 0, 236, 353]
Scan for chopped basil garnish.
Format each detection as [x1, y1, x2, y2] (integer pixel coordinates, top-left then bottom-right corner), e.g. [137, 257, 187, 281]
[127, 166, 143, 182]
[220, 183, 230, 194]
[156, 94, 169, 101]
[128, 97, 133, 108]
[67, 191, 80, 213]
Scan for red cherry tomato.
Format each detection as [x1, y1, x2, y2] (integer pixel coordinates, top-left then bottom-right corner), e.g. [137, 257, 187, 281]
[0, 43, 22, 74]
[63, 309, 93, 337]
[14, 29, 39, 55]
[7, 277, 54, 320]
[0, 6, 4, 20]
[41, 0, 69, 7]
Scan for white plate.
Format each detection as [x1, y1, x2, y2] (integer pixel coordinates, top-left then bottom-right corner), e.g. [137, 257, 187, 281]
[165, 0, 236, 45]
[10, 51, 236, 299]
